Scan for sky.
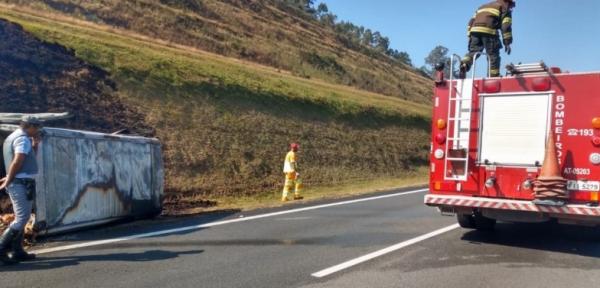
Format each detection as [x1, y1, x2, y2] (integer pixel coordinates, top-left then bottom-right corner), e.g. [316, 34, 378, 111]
[317, 0, 600, 73]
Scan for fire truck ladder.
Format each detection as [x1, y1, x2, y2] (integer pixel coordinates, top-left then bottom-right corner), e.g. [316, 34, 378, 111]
[506, 61, 548, 75]
[443, 53, 490, 181]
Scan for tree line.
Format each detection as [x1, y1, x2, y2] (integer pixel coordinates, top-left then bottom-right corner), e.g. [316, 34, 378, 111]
[282, 1, 453, 79]
[280, 0, 412, 66]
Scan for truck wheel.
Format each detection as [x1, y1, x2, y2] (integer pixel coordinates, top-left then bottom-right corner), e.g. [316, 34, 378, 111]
[473, 212, 496, 231]
[456, 213, 476, 229]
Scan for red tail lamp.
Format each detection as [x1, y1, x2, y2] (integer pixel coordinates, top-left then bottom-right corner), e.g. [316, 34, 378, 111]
[532, 77, 551, 91]
[435, 133, 446, 144]
[437, 119, 447, 130]
[592, 136, 600, 147]
[483, 80, 501, 93]
[592, 117, 600, 129]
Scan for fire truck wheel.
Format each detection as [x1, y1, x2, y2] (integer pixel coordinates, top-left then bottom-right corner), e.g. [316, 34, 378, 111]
[473, 212, 496, 231]
[456, 213, 476, 229]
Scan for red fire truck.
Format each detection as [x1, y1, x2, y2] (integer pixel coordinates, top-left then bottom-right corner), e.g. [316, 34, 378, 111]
[425, 55, 600, 230]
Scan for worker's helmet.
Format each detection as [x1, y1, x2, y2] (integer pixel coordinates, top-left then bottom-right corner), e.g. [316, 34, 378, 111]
[505, 0, 516, 8]
[290, 143, 300, 151]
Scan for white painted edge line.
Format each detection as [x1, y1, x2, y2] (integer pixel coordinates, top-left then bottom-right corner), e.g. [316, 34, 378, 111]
[311, 223, 460, 278]
[33, 188, 429, 255]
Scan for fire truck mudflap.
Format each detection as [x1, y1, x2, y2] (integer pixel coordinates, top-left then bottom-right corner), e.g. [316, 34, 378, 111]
[427, 58, 600, 229]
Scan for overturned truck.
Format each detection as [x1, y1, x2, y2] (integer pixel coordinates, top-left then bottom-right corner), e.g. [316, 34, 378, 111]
[0, 113, 163, 235]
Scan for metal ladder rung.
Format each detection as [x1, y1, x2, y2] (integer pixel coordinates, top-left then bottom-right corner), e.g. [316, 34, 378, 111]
[447, 157, 468, 161]
[445, 176, 467, 180]
[515, 64, 545, 68]
[450, 98, 472, 101]
[448, 137, 469, 141]
[507, 62, 548, 75]
[515, 63, 545, 68]
[448, 117, 470, 121]
[515, 68, 546, 72]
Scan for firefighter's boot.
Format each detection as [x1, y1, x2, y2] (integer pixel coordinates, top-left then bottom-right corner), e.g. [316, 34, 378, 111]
[282, 173, 296, 202]
[11, 230, 35, 261]
[282, 180, 291, 202]
[293, 180, 304, 200]
[0, 228, 19, 265]
[458, 63, 468, 79]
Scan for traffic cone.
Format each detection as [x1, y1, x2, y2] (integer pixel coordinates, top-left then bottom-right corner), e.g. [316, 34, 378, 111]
[538, 133, 563, 180]
[533, 132, 568, 204]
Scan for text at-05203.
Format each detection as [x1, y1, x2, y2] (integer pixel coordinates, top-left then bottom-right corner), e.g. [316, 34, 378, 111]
[563, 168, 591, 175]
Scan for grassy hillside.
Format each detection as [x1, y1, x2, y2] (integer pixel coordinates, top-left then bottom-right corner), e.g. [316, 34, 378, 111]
[0, 0, 432, 104]
[0, 6, 431, 202]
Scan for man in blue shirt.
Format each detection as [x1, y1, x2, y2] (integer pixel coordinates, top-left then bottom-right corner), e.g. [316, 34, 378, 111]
[0, 116, 41, 265]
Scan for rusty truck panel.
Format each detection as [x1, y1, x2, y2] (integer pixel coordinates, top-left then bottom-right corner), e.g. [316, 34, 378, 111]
[0, 124, 163, 235]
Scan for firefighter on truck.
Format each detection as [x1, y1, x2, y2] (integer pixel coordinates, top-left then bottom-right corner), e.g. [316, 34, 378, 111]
[459, 0, 515, 78]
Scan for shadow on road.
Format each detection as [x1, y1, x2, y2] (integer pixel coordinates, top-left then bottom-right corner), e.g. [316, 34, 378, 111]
[461, 222, 600, 258]
[38, 209, 243, 245]
[86, 237, 334, 250]
[2, 249, 204, 271]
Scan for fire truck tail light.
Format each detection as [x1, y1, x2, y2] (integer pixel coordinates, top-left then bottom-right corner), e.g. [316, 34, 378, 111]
[483, 80, 501, 93]
[532, 77, 551, 91]
[592, 117, 600, 129]
[435, 134, 446, 144]
[591, 192, 599, 202]
[592, 137, 600, 147]
[590, 153, 600, 165]
[437, 119, 447, 130]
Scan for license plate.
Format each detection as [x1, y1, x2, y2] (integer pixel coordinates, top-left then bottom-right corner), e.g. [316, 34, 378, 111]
[567, 180, 600, 192]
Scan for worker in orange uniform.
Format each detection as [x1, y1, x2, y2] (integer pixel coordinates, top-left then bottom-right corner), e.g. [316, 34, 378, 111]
[282, 143, 303, 202]
[460, 0, 515, 78]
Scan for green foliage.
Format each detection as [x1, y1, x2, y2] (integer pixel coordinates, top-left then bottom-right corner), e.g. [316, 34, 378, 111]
[302, 51, 346, 76]
[425, 45, 451, 77]
[301, 1, 410, 65]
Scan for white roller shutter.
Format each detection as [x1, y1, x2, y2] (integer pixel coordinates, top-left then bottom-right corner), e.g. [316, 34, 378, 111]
[479, 93, 551, 166]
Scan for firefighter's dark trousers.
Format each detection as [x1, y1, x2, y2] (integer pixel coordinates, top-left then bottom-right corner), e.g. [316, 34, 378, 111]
[461, 32, 502, 77]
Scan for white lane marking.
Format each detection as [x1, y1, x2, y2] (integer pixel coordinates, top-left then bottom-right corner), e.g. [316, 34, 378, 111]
[311, 223, 460, 278]
[33, 188, 428, 255]
[276, 217, 313, 221]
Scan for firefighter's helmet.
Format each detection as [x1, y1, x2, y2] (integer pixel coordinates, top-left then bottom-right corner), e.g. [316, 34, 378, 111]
[290, 143, 300, 151]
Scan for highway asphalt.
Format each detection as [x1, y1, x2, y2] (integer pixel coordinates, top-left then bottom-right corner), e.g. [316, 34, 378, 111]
[2, 186, 600, 288]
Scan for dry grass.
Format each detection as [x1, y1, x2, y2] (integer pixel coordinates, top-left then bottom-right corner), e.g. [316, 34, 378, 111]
[0, 0, 433, 103]
[0, 6, 432, 204]
[165, 167, 429, 216]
